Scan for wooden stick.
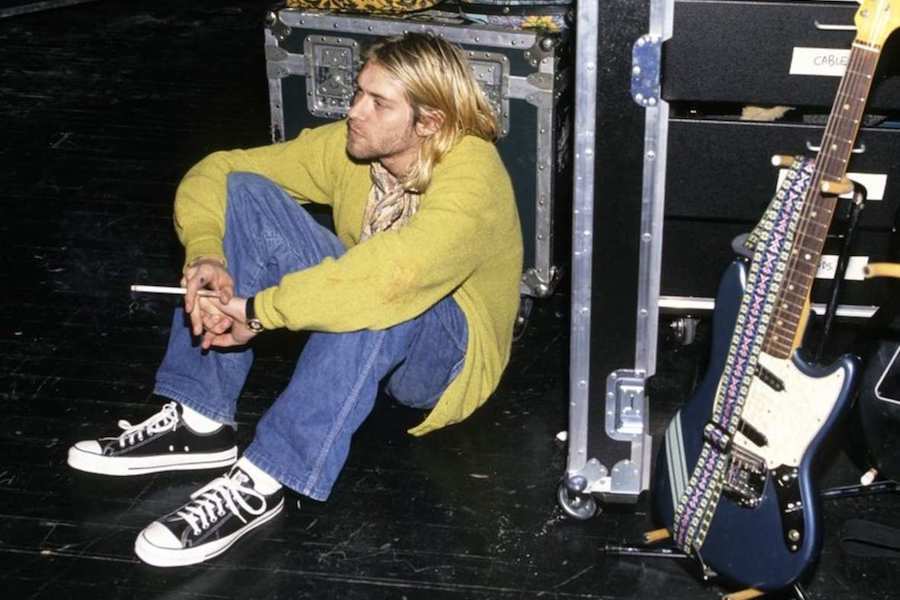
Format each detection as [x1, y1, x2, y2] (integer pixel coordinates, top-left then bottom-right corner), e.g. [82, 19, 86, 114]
[864, 262, 900, 280]
[722, 589, 764, 600]
[820, 177, 853, 196]
[643, 528, 671, 543]
[770, 154, 796, 168]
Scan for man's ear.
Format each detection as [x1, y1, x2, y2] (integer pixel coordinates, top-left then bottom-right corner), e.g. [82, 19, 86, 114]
[415, 108, 444, 138]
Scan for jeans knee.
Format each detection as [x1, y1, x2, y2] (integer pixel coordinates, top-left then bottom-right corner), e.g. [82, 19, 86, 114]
[226, 172, 275, 202]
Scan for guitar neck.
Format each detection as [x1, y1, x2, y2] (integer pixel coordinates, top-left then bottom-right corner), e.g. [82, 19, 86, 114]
[763, 41, 883, 359]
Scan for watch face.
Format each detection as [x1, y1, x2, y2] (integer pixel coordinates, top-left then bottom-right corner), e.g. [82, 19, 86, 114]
[248, 319, 264, 333]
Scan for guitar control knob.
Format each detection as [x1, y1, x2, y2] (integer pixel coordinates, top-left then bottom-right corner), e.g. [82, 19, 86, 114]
[788, 529, 801, 542]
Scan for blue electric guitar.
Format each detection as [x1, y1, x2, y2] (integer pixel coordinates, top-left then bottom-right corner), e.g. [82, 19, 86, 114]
[653, 0, 900, 593]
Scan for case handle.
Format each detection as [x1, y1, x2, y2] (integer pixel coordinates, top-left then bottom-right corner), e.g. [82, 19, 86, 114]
[807, 140, 866, 154]
[814, 20, 856, 32]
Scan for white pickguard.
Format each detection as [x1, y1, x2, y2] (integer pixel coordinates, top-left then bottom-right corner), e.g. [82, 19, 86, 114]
[730, 352, 846, 470]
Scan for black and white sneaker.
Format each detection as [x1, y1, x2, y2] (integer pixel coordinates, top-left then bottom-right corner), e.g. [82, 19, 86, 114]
[134, 467, 284, 567]
[67, 401, 238, 476]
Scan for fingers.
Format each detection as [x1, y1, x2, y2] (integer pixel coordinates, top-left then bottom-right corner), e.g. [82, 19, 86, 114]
[203, 313, 233, 335]
[202, 330, 239, 349]
[183, 268, 206, 314]
[194, 296, 231, 334]
[218, 282, 235, 305]
[182, 260, 233, 311]
[177, 260, 250, 348]
[189, 305, 205, 337]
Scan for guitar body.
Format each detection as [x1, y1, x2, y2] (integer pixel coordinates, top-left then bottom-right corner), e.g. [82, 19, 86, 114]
[653, 259, 859, 591]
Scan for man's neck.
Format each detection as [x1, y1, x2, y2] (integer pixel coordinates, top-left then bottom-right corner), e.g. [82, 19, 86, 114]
[378, 148, 417, 181]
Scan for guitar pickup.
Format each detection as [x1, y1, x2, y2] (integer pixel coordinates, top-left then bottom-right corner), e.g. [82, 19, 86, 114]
[756, 365, 785, 392]
[738, 418, 769, 448]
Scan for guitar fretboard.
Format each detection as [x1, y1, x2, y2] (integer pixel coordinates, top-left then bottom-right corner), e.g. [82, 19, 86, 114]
[763, 42, 882, 359]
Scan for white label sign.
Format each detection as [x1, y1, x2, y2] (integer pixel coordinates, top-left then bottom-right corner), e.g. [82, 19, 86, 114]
[816, 255, 869, 281]
[789, 47, 851, 77]
[776, 169, 887, 201]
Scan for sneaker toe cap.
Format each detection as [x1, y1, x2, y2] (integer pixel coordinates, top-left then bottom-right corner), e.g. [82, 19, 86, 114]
[71, 440, 103, 456]
[139, 521, 183, 550]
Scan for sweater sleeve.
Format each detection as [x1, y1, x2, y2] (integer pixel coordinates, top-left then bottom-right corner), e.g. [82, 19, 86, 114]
[174, 121, 348, 266]
[253, 142, 508, 332]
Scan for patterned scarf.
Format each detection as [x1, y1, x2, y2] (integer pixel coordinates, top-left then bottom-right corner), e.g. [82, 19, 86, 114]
[359, 162, 420, 242]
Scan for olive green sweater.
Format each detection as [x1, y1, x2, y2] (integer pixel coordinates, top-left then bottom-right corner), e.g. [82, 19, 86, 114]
[174, 120, 523, 435]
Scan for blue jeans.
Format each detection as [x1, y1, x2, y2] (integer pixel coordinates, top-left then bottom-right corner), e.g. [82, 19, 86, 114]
[154, 173, 467, 501]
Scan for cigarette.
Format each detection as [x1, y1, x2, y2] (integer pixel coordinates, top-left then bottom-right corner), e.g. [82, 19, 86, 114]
[130, 285, 220, 297]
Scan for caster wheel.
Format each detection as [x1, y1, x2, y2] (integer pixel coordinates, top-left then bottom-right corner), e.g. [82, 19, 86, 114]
[513, 295, 534, 341]
[557, 482, 598, 520]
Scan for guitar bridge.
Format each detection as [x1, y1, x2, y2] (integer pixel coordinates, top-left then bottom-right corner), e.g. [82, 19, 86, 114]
[723, 446, 767, 508]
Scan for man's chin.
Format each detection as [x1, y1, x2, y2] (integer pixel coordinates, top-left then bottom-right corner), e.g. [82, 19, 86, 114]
[346, 143, 374, 161]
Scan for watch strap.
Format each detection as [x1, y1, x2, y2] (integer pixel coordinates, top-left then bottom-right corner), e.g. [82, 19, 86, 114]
[245, 296, 264, 332]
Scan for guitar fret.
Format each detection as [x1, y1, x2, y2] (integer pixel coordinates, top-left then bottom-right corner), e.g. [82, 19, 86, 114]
[778, 285, 804, 297]
[771, 319, 799, 333]
[766, 334, 794, 349]
[772, 305, 801, 319]
[798, 218, 831, 230]
[820, 134, 856, 147]
[773, 299, 802, 312]
[795, 233, 827, 246]
[780, 287, 808, 299]
[773, 305, 803, 320]
[785, 272, 815, 285]
[764, 339, 793, 358]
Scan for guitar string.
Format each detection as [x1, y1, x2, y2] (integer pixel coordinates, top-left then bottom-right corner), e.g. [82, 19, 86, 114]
[767, 43, 878, 355]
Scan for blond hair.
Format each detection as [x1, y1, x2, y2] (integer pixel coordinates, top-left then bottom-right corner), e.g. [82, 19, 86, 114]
[365, 33, 499, 192]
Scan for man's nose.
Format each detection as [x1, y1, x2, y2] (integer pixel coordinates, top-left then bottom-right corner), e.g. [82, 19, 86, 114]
[347, 97, 365, 120]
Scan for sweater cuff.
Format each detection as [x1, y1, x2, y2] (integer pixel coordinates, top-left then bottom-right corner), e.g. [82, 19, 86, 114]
[254, 286, 287, 330]
[183, 237, 226, 271]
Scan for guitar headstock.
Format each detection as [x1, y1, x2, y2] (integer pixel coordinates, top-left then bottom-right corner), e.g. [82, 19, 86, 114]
[856, 0, 900, 46]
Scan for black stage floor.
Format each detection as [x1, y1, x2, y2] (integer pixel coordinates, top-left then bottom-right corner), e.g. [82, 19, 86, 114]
[1, 2, 899, 599]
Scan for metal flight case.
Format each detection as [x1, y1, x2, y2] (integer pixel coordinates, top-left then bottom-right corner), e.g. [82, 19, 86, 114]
[263, 5, 573, 303]
[560, 0, 900, 518]
[559, 0, 656, 517]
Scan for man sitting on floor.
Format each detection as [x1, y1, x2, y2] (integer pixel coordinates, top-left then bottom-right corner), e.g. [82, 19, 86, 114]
[67, 32, 522, 567]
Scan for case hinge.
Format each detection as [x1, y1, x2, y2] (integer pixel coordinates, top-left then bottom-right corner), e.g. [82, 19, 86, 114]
[266, 46, 307, 79]
[630, 34, 661, 107]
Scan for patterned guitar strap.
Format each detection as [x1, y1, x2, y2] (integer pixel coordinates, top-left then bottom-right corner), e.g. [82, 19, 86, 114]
[668, 156, 816, 555]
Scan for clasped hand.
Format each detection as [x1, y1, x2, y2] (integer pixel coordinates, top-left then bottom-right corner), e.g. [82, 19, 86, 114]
[181, 258, 257, 349]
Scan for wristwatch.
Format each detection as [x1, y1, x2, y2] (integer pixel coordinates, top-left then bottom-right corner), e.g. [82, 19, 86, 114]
[245, 295, 265, 333]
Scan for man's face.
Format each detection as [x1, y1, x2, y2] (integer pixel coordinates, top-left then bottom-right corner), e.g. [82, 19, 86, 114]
[346, 62, 421, 170]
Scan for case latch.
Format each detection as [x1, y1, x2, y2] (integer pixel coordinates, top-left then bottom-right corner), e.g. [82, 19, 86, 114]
[304, 35, 361, 119]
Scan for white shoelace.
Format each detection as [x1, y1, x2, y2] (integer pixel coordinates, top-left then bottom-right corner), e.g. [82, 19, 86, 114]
[116, 402, 179, 448]
[176, 474, 267, 536]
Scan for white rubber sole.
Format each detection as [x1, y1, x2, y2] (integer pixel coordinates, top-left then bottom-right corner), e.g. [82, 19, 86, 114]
[134, 497, 285, 567]
[67, 446, 238, 476]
